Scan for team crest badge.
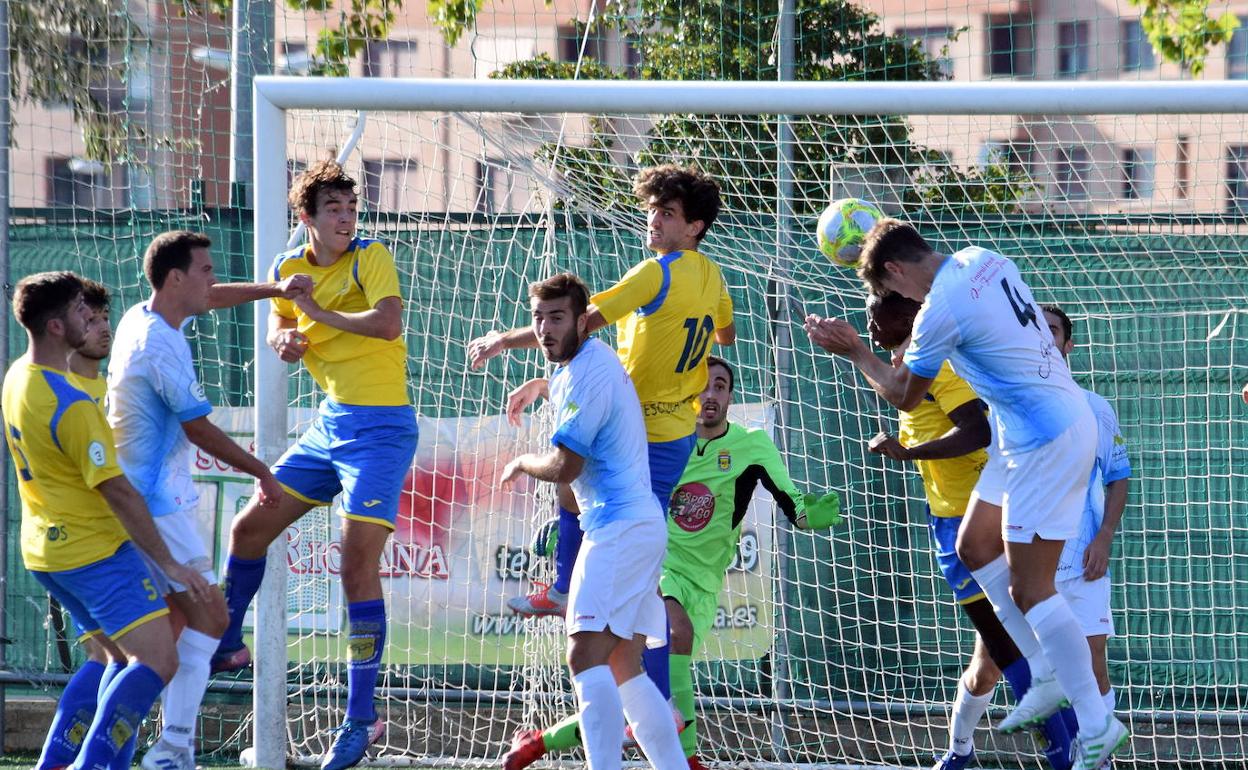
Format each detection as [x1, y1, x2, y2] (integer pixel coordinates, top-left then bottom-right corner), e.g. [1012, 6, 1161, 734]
[717, 450, 732, 471]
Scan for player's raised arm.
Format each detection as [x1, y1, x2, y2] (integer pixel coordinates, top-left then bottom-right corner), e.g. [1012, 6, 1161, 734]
[208, 273, 313, 309]
[805, 313, 933, 410]
[467, 325, 541, 368]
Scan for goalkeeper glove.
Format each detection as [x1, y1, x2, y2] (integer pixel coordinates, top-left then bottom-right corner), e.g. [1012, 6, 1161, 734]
[531, 516, 560, 559]
[798, 492, 842, 529]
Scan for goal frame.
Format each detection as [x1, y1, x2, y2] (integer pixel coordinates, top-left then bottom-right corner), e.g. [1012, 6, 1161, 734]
[249, 76, 1248, 768]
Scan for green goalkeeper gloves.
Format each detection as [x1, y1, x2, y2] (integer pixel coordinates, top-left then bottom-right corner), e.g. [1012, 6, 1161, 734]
[531, 516, 560, 559]
[799, 491, 843, 529]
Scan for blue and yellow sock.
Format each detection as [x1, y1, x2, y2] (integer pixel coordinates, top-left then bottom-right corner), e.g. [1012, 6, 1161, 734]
[36, 659, 104, 770]
[76, 662, 164, 770]
[345, 599, 387, 723]
[1002, 658, 1072, 770]
[552, 507, 582, 596]
[219, 554, 266, 653]
[642, 633, 671, 701]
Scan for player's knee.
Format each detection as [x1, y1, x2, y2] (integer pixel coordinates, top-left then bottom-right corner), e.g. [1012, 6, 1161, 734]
[964, 656, 1001, 696]
[956, 530, 995, 571]
[1007, 580, 1045, 614]
[141, 643, 179, 682]
[229, 508, 269, 554]
[668, 618, 694, 655]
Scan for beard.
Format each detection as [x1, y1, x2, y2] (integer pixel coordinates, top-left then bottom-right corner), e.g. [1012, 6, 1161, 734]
[543, 326, 582, 363]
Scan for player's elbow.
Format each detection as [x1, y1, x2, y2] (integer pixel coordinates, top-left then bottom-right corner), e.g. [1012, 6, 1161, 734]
[377, 317, 403, 341]
[897, 393, 924, 412]
[715, 325, 737, 346]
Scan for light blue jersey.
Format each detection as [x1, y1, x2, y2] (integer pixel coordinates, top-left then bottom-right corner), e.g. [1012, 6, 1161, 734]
[1056, 389, 1132, 579]
[905, 247, 1089, 455]
[106, 302, 212, 517]
[549, 338, 661, 533]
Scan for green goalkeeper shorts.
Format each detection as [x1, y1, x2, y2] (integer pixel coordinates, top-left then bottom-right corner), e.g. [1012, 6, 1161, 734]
[660, 570, 720, 652]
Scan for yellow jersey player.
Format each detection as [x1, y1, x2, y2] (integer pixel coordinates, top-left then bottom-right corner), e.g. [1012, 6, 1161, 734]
[212, 161, 417, 770]
[5, 271, 211, 770]
[470, 164, 734, 733]
[67, 277, 111, 405]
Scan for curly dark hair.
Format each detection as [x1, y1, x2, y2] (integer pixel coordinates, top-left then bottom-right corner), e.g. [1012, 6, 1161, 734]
[633, 164, 721, 242]
[288, 160, 358, 216]
[79, 277, 111, 311]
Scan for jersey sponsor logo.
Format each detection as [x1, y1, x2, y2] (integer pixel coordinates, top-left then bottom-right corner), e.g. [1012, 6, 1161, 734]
[362, 499, 382, 508]
[670, 481, 715, 533]
[87, 441, 106, 467]
[46, 525, 66, 541]
[190, 381, 207, 402]
[955, 577, 973, 590]
[717, 450, 731, 472]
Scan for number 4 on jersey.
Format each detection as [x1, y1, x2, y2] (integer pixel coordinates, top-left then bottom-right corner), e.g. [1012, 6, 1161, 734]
[1000, 277, 1040, 330]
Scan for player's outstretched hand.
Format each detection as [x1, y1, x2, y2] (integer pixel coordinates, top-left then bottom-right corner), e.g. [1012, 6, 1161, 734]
[500, 455, 528, 490]
[269, 329, 309, 362]
[798, 491, 843, 529]
[867, 431, 911, 462]
[256, 470, 282, 508]
[804, 315, 862, 357]
[468, 331, 505, 369]
[276, 273, 313, 300]
[506, 378, 550, 427]
[167, 563, 213, 603]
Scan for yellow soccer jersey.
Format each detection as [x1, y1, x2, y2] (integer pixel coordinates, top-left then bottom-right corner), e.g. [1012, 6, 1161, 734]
[2, 358, 127, 572]
[271, 238, 409, 407]
[70, 372, 107, 408]
[898, 362, 988, 518]
[591, 249, 734, 442]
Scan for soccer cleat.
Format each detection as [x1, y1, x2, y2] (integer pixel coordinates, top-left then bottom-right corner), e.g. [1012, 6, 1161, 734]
[931, 749, 974, 770]
[320, 717, 385, 770]
[1071, 715, 1129, 770]
[140, 740, 196, 770]
[502, 729, 546, 770]
[210, 644, 252, 675]
[506, 585, 568, 617]
[997, 675, 1069, 734]
[1031, 725, 1074, 770]
[687, 755, 709, 770]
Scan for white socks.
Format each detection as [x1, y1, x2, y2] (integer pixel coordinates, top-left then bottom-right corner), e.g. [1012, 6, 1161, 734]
[573, 666, 625, 770]
[159, 629, 219, 749]
[619, 674, 686, 770]
[970, 556, 1054, 679]
[948, 681, 993, 756]
[1025, 595, 1108, 730]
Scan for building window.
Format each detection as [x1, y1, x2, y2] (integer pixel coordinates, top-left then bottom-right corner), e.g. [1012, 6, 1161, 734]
[1228, 26, 1248, 79]
[1120, 20, 1155, 71]
[1121, 148, 1155, 199]
[558, 26, 607, 63]
[1055, 147, 1091, 200]
[279, 41, 310, 75]
[898, 26, 955, 78]
[364, 40, 418, 78]
[1227, 146, 1248, 214]
[985, 15, 1034, 77]
[1176, 135, 1191, 199]
[1056, 21, 1090, 78]
[48, 157, 122, 209]
[362, 158, 416, 212]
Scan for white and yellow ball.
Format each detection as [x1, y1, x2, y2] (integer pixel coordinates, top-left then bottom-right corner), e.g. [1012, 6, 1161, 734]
[816, 197, 884, 268]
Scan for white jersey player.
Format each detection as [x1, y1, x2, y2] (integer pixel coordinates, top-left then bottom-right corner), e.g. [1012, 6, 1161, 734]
[108, 230, 307, 770]
[803, 219, 1129, 770]
[501, 272, 686, 770]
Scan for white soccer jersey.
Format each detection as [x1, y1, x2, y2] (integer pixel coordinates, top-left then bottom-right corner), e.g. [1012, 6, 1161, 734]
[548, 338, 661, 533]
[1056, 389, 1132, 579]
[904, 246, 1089, 454]
[107, 302, 212, 518]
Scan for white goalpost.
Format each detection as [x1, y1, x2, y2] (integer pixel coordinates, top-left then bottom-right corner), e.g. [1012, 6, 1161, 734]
[248, 77, 1248, 768]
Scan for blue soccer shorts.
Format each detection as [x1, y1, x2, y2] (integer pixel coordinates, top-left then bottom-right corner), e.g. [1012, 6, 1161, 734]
[273, 399, 419, 529]
[927, 509, 987, 605]
[648, 433, 697, 511]
[31, 541, 168, 641]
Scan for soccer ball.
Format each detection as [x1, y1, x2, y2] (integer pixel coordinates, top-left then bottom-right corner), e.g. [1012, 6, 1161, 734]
[816, 198, 884, 268]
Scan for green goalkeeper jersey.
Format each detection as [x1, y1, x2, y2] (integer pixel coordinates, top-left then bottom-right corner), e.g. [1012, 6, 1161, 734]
[665, 422, 805, 583]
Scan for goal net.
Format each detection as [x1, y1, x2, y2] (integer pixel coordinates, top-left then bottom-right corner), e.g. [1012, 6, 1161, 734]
[236, 78, 1248, 768]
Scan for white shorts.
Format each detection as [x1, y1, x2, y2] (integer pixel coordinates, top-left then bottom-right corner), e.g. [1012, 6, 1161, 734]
[567, 516, 668, 648]
[978, 415, 1096, 544]
[1057, 574, 1115, 638]
[137, 509, 217, 595]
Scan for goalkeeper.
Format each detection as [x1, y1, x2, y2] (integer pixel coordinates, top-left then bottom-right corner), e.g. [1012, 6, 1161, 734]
[505, 355, 842, 770]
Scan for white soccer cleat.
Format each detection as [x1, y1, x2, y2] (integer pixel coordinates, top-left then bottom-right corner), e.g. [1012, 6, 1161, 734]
[140, 739, 196, 770]
[996, 675, 1069, 734]
[1071, 715, 1130, 770]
